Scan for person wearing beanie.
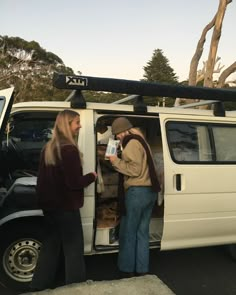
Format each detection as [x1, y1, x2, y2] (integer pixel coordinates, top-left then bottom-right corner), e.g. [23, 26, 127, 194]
[108, 117, 160, 278]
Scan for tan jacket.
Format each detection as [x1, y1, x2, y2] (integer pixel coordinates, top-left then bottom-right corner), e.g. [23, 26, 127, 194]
[112, 139, 152, 191]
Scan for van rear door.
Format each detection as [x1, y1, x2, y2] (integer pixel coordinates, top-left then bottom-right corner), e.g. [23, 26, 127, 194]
[0, 87, 14, 139]
[159, 112, 236, 250]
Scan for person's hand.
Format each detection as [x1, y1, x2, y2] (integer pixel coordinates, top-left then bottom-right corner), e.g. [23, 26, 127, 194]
[92, 172, 97, 180]
[107, 155, 118, 164]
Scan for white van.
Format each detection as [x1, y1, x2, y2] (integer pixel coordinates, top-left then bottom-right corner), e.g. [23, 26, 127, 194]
[0, 74, 236, 290]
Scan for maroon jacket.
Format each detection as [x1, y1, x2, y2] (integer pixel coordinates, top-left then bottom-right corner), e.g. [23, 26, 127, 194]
[37, 144, 95, 211]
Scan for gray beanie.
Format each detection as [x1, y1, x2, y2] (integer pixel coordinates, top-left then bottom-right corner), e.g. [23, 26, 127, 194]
[111, 117, 133, 135]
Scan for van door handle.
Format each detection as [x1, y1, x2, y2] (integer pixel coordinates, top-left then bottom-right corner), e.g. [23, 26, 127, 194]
[176, 174, 181, 191]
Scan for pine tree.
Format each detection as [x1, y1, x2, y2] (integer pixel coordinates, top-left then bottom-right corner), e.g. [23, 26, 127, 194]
[143, 49, 178, 84]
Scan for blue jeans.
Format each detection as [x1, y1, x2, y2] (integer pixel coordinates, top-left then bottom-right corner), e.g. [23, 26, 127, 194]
[118, 186, 157, 273]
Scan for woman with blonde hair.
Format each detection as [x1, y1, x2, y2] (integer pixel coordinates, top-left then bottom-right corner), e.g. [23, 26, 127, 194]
[31, 110, 97, 291]
[108, 117, 160, 278]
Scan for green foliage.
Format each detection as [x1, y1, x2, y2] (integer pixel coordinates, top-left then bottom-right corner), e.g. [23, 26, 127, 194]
[46, 52, 63, 64]
[83, 91, 126, 103]
[0, 35, 74, 102]
[143, 49, 178, 84]
[142, 49, 179, 106]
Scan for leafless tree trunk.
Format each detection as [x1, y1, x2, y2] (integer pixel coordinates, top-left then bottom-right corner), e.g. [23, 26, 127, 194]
[204, 0, 232, 87]
[175, 0, 233, 107]
[188, 15, 217, 86]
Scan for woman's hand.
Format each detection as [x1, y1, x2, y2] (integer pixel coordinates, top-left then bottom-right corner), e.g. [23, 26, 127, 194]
[107, 155, 118, 164]
[92, 172, 98, 180]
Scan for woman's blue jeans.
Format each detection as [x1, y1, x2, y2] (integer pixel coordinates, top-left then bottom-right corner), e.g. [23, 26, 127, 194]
[118, 186, 157, 273]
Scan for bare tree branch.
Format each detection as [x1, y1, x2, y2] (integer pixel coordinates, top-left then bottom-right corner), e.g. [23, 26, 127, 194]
[188, 14, 217, 86]
[217, 61, 236, 87]
[204, 0, 232, 87]
[177, 0, 233, 108]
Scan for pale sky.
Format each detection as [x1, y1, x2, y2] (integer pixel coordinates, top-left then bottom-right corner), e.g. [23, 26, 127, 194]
[1, 0, 236, 82]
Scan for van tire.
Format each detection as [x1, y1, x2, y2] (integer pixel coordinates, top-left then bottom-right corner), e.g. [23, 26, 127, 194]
[0, 222, 43, 291]
[227, 244, 236, 261]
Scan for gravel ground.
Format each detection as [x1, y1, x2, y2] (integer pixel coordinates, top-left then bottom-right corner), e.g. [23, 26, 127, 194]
[20, 275, 175, 295]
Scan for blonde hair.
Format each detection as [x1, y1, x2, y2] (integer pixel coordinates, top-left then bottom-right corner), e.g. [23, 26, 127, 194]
[44, 110, 80, 166]
[118, 127, 145, 142]
[129, 127, 145, 138]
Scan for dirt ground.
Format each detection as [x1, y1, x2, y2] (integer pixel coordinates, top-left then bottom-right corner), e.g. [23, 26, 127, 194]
[21, 275, 175, 295]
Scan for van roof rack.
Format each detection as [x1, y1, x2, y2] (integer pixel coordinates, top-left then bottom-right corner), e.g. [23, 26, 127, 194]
[53, 72, 236, 116]
[53, 72, 236, 101]
[111, 95, 139, 104]
[176, 100, 225, 117]
[65, 89, 86, 109]
[176, 100, 219, 109]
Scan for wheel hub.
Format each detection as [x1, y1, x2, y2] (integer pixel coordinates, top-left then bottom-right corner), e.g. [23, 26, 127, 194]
[3, 239, 41, 282]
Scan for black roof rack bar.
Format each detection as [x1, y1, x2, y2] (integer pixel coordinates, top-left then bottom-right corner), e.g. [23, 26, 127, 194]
[53, 72, 236, 102]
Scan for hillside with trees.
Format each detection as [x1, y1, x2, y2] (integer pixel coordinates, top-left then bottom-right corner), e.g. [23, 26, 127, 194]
[0, 36, 129, 104]
[0, 35, 75, 102]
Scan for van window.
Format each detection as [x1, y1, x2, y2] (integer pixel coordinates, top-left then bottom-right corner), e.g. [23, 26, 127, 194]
[167, 122, 236, 163]
[3, 111, 57, 174]
[213, 126, 236, 161]
[9, 116, 55, 143]
[0, 98, 5, 116]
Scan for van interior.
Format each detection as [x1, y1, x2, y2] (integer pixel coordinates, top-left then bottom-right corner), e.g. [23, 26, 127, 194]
[94, 115, 164, 249]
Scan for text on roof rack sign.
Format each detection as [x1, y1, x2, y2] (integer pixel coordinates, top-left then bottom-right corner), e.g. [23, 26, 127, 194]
[66, 76, 88, 87]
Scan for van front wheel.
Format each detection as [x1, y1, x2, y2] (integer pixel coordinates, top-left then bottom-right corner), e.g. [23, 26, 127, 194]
[228, 244, 236, 261]
[0, 223, 43, 291]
